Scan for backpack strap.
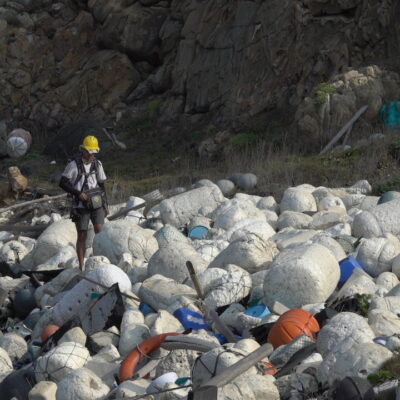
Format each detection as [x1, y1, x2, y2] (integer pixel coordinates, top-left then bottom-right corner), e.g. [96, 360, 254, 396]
[73, 157, 98, 189]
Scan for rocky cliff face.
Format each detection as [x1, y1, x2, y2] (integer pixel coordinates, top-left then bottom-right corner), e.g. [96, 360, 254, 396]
[0, 0, 399, 137]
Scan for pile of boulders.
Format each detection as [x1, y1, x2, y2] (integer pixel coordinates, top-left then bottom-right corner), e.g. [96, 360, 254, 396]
[1, 175, 400, 399]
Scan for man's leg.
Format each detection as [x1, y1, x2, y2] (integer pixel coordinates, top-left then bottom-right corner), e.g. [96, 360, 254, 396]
[92, 207, 105, 234]
[74, 208, 90, 270]
[76, 230, 87, 270]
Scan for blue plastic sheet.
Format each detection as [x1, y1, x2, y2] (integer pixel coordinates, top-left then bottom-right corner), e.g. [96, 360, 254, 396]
[380, 101, 400, 128]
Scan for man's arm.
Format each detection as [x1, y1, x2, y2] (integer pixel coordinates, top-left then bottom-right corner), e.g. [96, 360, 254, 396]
[59, 176, 81, 197]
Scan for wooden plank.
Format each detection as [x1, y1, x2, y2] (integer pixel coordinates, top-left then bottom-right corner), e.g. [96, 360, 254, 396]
[107, 202, 146, 221]
[186, 261, 205, 299]
[0, 193, 67, 214]
[319, 105, 368, 155]
[193, 343, 274, 400]
[0, 224, 50, 232]
[185, 261, 237, 343]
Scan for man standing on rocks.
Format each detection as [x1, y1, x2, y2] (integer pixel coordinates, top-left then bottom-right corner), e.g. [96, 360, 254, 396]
[59, 135, 108, 270]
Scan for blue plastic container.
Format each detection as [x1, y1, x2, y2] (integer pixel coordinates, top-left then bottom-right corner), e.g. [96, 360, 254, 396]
[244, 304, 271, 319]
[378, 191, 400, 205]
[188, 226, 209, 240]
[339, 256, 363, 284]
[173, 308, 210, 331]
[139, 302, 156, 316]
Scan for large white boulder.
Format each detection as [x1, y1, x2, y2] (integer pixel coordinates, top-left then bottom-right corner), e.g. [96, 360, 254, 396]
[216, 179, 236, 196]
[270, 228, 318, 251]
[191, 339, 261, 389]
[369, 296, 400, 314]
[149, 310, 184, 336]
[280, 188, 317, 213]
[35, 342, 90, 382]
[335, 268, 377, 299]
[0, 240, 29, 265]
[0, 347, 12, 375]
[213, 199, 267, 231]
[376, 272, 399, 291]
[52, 264, 131, 327]
[204, 265, 252, 309]
[257, 196, 279, 213]
[159, 185, 224, 227]
[356, 235, 400, 277]
[148, 233, 208, 283]
[93, 220, 158, 264]
[353, 198, 400, 238]
[317, 333, 391, 387]
[310, 210, 349, 230]
[220, 374, 279, 400]
[368, 309, 400, 336]
[119, 309, 150, 357]
[138, 275, 197, 311]
[210, 233, 279, 273]
[309, 233, 346, 261]
[317, 195, 346, 212]
[56, 367, 109, 400]
[316, 312, 375, 357]
[277, 211, 312, 230]
[263, 243, 339, 309]
[0, 333, 27, 362]
[36, 246, 76, 270]
[27, 219, 77, 266]
[226, 218, 275, 243]
[192, 240, 229, 263]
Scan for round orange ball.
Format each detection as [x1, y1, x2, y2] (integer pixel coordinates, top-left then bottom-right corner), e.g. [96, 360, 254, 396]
[40, 325, 60, 343]
[267, 309, 320, 349]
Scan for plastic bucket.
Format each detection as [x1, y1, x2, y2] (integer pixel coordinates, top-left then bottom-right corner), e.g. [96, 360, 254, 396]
[244, 304, 271, 319]
[378, 191, 400, 205]
[173, 308, 210, 331]
[339, 256, 363, 284]
[146, 372, 178, 394]
[188, 226, 209, 240]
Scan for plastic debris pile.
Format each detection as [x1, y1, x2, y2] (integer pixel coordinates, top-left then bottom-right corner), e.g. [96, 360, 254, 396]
[1, 176, 400, 399]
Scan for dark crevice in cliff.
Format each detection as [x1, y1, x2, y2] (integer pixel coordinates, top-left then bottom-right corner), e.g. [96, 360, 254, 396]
[312, 6, 358, 20]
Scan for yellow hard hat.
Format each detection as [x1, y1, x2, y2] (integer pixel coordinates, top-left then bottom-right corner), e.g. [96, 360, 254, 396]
[81, 135, 99, 153]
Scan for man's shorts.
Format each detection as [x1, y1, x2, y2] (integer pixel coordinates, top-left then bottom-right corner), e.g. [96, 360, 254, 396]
[72, 207, 105, 231]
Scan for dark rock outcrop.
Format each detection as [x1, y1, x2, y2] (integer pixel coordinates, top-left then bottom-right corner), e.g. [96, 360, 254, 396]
[0, 0, 398, 136]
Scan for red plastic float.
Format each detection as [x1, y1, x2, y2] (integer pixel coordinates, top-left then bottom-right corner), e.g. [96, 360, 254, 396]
[40, 324, 60, 343]
[119, 332, 182, 382]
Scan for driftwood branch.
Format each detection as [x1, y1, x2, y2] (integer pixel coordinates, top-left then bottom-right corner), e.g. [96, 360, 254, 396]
[186, 261, 237, 344]
[0, 193, 67, 214]
[0, 224, 50, 232]
[319, 105, 368, 155]
[107, 202, 146, 221]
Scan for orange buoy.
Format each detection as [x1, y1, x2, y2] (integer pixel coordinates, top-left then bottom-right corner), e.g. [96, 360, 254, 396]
[261, 361, 278, 375]
[267, 309, 320, 349]
[40, 325, 60, 343]
[119, 332, 182, 382]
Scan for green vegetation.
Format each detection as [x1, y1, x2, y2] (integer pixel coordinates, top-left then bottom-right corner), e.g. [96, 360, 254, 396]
[368, 370, 394, 384]
[373, 176, 400, 195]
[368, 353, 400, 385]
[3, 113, 400, 205]
[314, 82, 336, 109]
[228, 133, 258, 148]
[354, 293, 372, 316]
